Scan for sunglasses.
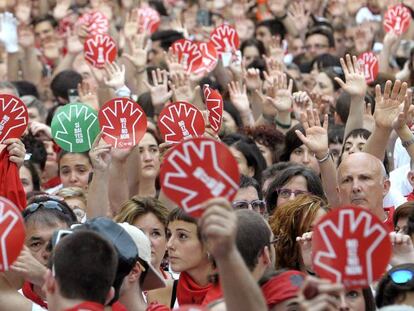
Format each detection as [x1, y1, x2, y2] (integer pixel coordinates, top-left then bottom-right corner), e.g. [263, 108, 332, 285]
[23, 200, 64, 217]
[232, 200, 266, 213]
[389, 266, 414, 288]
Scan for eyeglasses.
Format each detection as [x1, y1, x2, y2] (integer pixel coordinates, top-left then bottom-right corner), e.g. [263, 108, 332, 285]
[304, 44, 329, 51]
[276, 188, 309, 199]
[23, 200, 64, 217]
[232, 199, 266, 213]
[389, 266, 414, 288]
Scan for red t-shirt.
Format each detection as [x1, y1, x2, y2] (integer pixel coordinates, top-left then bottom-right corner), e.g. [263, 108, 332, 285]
[64, 301, 104, 311]
[384, 206, 395, 231]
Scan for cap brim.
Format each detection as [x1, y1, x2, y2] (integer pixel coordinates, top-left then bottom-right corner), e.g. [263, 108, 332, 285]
[142, 263, 167, 291]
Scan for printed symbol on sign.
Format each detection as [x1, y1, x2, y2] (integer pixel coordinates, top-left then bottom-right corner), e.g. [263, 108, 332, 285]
[120, 117, 130, 139]
[313, 208, 388, 286]
[74, 122, 84, 144]
[0, 115, 10, 136]
[0, 201, 20, 271]
[163, 139, 238, 213]
[84, 34, 117, 68]
[193, 167, 225, 196]
[178, 120, 190, 137]
[345, 239, 362, 275]
[97, 47, 105, 64]
[395, 16, 402, 31]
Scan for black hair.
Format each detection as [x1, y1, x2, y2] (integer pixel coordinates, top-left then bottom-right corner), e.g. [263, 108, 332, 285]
[256, 19, 287, 41]
[328, 124, 344, 145]
[150, 30, 184, 51]
[21, 161, 41, 192]
[335, 92, 351, 124]
[223, 100, 243, 128]
[319, 66, 345, 91]
[222, 133, 267, 183]
[58, 150, 92, 167]
[235, 210, 271, 270]
[137, 92, 155, 119]
[23, 195, 78, 227]
[21, 133, 47, 171]
[305, 25, 335, 48]
[239, 175, 262, 200]
[31, 15, 58, 28]
[50, 70, 82, 103]
[265, 165, 325, 215]
[376, 264, 414, 308]
[11, 81, 39, 98]
[240, 38, 266, 58]
[53, 230, 118, 304]
[167, 207, 200, 240]
[261, 162, 300, 191]
[311, 54, 341, 70]
[280, 124, 305, 162]
[337, 128, 371, 166]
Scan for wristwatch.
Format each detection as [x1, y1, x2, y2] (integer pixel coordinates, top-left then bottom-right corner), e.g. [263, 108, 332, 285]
[402, 137, 414, 148]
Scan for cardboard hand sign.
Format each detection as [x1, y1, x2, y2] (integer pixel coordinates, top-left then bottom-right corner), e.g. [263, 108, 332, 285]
[0, 94, 28, 143]
[84, 34, 117, 68]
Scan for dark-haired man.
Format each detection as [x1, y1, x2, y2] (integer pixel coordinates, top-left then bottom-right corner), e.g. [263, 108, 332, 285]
[304, 27, 336, 60]
[44, 230, 118, 311]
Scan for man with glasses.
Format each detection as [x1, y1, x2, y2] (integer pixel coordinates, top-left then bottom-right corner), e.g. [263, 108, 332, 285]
[21, 195, 77, 309]
[304, 26, 336, 61]
[232, 175, 267, 216]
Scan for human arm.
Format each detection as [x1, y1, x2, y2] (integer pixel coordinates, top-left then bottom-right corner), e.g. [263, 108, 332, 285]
[228, 81, 254, 126]
[199, 199, 267, 311]
[87, 134, 112, 218]
[0, 273, 33, 311]
[10, 246, 46, 287]
[363, 80, 408, 160]
[295, 110, 339, 207]
[379, 31, 400, 75]
[52, 29, 83, 78]
[334, 54, 367, 139]
[389, 232, 414, 266]
[19, 26, 43, 85]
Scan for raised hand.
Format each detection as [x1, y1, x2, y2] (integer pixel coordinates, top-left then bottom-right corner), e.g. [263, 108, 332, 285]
[0, 12, 18, 53]
[3, 138, 26, 168]
[165, 47, 185, 76]
[243, 67, 262, 92]
[89, 133, 112, 172]
[264, 73, 293, 113]
[228, 81, 250, 114]
[11, 246, 47, 286]
[295, 109, 329, 159]
[123, 9, 139, 40]
[123, 33, 148, 72]
[334, 54, 367, 97]
[393, 89, 413, 131]
[143, 68, 173, 109]
[293, 91, 313, 119]
[169, 72, 194, 103]
[390, 232, 414, 266]
[66, 28, 83, 55]
[15, 0, 31, 24]
[267, 36, 284, 62]
[53, 0, 72, 20]
[296, 231, 313, 273]
[78, 80, 99, 110]
[103, 62, 126, 90]
[374, 80, 408, 130]
[288, 1, 310, 34]
[29, 121, 52, 140]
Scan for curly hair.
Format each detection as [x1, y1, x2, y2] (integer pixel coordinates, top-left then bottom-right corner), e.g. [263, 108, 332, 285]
[269, 195, 329, 271]
[242, 125, 285, 164]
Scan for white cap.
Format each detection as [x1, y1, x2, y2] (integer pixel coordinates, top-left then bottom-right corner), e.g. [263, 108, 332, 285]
[118, 223, 166, 291]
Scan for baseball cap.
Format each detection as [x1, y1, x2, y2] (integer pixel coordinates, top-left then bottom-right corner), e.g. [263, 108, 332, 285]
[118, 222, 166, 291]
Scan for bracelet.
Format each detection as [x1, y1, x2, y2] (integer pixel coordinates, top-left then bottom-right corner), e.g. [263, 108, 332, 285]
[315, 151, 330, 163]
[402, 137, 414, 148]
[275, 118, 291, 129]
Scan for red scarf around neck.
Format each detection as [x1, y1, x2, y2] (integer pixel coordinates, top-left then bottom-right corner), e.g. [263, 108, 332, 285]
[176, 271, 213, 306]
[22, 281, 48, 309]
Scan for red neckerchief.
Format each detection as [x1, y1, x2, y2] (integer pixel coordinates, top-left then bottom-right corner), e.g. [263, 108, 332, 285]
[42, 175, 61, 190]
[202, 283, 223, 306]
[22, 281, 48, 309]
[0, 149, 27, 211]
[64, 301, 104, 311]
[384, 206, 396, 231]
[406, 192, 414, 202]
[111, 301, 128, 311]
[176, 271, 213, 305]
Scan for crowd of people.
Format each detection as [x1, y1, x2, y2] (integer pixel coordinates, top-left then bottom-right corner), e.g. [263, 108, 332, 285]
[0, 0, 414, 310]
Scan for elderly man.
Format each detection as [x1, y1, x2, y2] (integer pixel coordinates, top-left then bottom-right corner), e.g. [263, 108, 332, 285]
[337, 152, 393, 227]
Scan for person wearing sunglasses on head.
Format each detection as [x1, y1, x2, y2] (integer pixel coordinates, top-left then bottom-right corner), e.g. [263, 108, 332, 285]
[232, 175, 267, 217]
[376, 264, 414, 309]
[0, 195, 77, 311]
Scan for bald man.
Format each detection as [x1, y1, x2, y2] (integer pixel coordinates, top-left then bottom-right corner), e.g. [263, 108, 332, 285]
[337, 153, 393, 227]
